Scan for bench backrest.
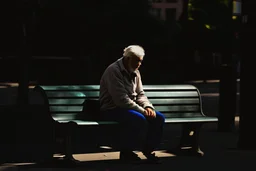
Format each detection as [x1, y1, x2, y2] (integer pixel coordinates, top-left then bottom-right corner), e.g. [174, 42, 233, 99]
[37, 85, 204, 121]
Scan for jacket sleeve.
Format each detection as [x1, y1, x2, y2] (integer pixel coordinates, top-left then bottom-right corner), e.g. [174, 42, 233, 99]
[106, 67, 145, 113]
[135, 72, 155, 110]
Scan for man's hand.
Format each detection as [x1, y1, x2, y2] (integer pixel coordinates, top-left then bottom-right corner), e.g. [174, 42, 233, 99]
[144, 107, 156, 118]
[143, 109, 149, 117]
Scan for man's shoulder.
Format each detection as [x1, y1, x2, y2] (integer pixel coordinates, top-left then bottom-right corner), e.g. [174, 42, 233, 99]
[106, 61, 120, 72]
[103, 60, 122, 78]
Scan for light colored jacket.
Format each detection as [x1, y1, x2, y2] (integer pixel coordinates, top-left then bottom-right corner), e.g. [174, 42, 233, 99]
[99, 57, 154, 113]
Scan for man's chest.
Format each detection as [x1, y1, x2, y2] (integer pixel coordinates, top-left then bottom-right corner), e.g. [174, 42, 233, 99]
[123, 74, 137, 94]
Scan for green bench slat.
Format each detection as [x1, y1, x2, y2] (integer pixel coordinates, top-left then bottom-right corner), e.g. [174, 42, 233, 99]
[46, 91, 98, 98]
[46, 92, 86, 98]
[143, 85, 197, 90]
[51, 113, 210, 122]
[46, 91, 198, 98]
[49, 105, 200, 113]
[153, 105, 200, 112]
[50, 106, 83, 112]
[51, 112, 204, 120]
[49, 99, 85, 105]
[41, 85, 197, 91]
[56, 120, 118, 125]
[165, 117, 218, 123]
[41, 85, 100, 91]
[145, 91, 198, 97]
[52, 113, 79, 120]
[161, 112, 203, 118]
[149, 98, 199, 105]
[48, 98, 199, 105]
[53, 117, 217, 125]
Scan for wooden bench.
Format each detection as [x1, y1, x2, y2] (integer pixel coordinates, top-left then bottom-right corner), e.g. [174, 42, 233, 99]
[34, 84, 218, 159]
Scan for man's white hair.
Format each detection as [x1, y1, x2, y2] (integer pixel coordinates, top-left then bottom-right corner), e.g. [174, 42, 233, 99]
[123, 45, 145, 58]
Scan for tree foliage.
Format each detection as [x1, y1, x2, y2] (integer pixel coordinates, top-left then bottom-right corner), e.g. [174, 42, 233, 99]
[188, 0, 231, 28]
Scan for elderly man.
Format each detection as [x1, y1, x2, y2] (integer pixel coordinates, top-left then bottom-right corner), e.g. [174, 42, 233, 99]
[99, 45, 165, 163]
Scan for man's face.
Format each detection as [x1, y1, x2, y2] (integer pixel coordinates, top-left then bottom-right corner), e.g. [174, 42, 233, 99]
[128, 56, 143, 72]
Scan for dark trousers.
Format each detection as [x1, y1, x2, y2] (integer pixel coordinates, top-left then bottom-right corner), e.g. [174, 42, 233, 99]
[101, 108, 165, 152]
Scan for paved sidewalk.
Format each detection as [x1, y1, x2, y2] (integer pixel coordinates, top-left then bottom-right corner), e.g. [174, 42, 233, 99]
[1, 122, 255, 171]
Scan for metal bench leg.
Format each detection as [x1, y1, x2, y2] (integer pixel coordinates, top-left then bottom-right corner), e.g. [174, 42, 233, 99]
[178, 123, 204, 156]
[52, 122, 80, 165]
[62, 122, 80, 163]
[63, 133, 74, 159]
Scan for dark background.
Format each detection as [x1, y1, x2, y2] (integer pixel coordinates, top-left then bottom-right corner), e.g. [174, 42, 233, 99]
[0, 0, 240, 85]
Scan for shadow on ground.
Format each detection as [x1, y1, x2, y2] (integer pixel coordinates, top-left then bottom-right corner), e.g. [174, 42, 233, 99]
[2, 123, 256, 171]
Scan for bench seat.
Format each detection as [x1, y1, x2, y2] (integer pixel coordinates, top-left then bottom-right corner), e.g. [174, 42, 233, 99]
[56, 116, 217, 125]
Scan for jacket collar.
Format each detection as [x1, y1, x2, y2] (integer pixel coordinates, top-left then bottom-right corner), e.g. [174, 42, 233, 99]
[117, 57, 138, 77]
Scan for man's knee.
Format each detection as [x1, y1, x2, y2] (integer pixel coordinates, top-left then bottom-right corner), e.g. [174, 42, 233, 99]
[126, 110, 147, 124]
[155, 111, 165, 124]
[120, 110, 148, 141]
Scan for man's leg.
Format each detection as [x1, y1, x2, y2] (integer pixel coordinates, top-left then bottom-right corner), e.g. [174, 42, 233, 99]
[142, 111, 165, 162]
[101, 108, 148, 160]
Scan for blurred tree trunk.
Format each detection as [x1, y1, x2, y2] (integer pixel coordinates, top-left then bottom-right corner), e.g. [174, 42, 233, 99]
[237, 0, 256, 149]
[17, 0, 36, 106]
[218, 0, 237, 132]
